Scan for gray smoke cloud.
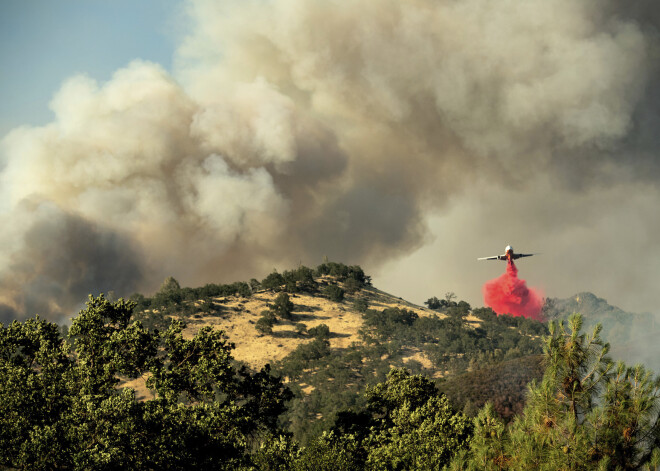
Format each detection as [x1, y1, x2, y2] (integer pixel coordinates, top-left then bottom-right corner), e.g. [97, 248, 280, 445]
[0, 200, 143, 323]
[2, 0, 660, 322]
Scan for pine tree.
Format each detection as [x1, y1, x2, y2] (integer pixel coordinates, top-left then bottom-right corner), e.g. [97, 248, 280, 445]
[451, 314, 660, 470]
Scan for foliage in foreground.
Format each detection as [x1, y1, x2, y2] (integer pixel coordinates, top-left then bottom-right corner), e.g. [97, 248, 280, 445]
[0, 293, 470, 471]
[261, 368, 473, 470]
[0, 295, 292, 470]
[450, 314, 660, 470]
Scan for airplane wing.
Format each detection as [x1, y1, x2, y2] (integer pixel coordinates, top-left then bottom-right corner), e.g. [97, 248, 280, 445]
[477, 255, 502, 261]
[512, 253, 535, 259]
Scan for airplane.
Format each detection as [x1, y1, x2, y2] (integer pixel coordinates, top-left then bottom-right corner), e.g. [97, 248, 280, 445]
[477, 245, 536, 263]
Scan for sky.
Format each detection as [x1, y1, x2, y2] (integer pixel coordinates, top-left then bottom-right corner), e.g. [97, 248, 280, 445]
[0, 1, 180, 136]
[2, 0, 660, 323]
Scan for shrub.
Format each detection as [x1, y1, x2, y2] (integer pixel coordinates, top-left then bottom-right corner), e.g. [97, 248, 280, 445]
[272, 293, 294, 320]
[249, 278, 261, 291]
[308, 324, 331, 340]
[353, 298, 368, 313]
[295, 323, 307, 336]
[262, 272, 285, 291]
[324, 285, 345, 303]
[256, 316, 275, 336]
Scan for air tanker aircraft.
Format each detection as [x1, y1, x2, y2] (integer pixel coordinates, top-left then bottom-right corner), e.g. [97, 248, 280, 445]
[478, 245, 536, 262]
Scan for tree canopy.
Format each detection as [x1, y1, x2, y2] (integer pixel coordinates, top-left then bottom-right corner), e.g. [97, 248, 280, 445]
[0, 295, 292, 470]
[450, 314, 660, 470]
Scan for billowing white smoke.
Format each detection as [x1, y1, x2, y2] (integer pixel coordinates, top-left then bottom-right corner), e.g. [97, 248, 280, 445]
[0, 62, 294, 320]
[1, 0, 659, 321]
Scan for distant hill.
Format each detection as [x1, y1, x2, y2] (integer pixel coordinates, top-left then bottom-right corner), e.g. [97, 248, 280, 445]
[545, 291, 638, 321]
[543, 292, 660, 372]
[129, 262, 549, 442]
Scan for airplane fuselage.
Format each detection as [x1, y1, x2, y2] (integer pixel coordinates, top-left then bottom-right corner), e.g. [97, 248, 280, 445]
[478, 245, 535, 262]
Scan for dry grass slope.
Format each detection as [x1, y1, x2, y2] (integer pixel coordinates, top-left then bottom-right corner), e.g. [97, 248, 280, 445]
[122, 278, 450, 399]
[181, 279, 443, 370]
[122, 277, 487, 399]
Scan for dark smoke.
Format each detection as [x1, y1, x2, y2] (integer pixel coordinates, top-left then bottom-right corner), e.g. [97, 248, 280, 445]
[0, 201, 143, 322]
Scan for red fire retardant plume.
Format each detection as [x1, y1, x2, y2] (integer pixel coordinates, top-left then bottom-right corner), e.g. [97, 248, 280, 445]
[483, 261, 544, 320]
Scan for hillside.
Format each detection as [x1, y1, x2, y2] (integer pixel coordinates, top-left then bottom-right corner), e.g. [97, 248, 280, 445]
[181, 280, 444, 370]
[438, 354, 545, 422]
[544, 292, 660, 371]
[125, 281, 660, 440]
[129, 262, 547, 441]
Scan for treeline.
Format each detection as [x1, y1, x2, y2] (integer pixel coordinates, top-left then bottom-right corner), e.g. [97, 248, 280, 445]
[129, 276, 250, 317]
[3, 297, 660, 470]
[129, 262, 369, 312]
[127, 262, 369, 334]
[260, 262, 370, 294]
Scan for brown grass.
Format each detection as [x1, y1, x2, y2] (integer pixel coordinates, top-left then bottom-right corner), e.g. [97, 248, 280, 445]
[119, 281, 471, 396]
[121, 374, 155, 401]
[180, 283, 441, 370]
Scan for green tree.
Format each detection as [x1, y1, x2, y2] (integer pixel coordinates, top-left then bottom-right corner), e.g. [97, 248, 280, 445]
[424, 296, 443, 310]
[257, 315, 276, 336]
[0, 295, 292, 470]
[160, 275, 181, 292]
[250, 278, 262, 292]
[282, 266, 318, 293]
[451, 314, 660, 470]
[272, 292, 294, 320]
[152, 275, 183, 307]
[294, 431, 363, 471]
[308, 324, 331, 341]
[364, 394, 472, 470]
[262, 272, 285, 291]
[324, 284, 345, 303]
[317, 369, 472, 470]
[295, 266, 318, 292]
[252, 433, 301, 470]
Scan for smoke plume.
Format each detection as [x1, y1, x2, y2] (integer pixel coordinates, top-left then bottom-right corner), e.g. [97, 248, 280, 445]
[2, 0, 660, 321]
[483, 262, 544, 321]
